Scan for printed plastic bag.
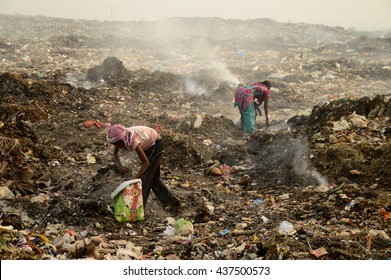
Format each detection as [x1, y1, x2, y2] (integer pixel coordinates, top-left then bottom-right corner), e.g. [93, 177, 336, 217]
[111, 179, 144, 222]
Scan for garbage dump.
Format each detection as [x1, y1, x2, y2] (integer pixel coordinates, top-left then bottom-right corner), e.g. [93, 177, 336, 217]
[0, 14, 390, 260]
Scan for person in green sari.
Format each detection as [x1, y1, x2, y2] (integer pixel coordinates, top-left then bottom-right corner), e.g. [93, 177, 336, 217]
[234, 80, 272, 135]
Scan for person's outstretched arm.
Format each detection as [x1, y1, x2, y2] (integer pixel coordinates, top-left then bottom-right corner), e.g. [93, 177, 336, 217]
[264, 96, 270, 126]
[135, 144, 149, 178]
[113, 145, 130, 173]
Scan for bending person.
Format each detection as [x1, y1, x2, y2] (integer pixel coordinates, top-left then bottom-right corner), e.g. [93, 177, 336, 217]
[107, 124, 180, 209]
[234, 80, 272, 134]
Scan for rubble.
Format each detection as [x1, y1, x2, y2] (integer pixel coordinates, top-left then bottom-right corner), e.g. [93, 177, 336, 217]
[0, 14, 390, 260]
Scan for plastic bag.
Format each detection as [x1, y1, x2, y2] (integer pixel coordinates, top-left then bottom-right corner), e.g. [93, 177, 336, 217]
[278, 220, 296, 235]
[111, 179, 144, 222]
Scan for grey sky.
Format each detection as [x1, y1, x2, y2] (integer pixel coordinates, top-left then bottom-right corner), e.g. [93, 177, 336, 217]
[1, 0, 391, 30]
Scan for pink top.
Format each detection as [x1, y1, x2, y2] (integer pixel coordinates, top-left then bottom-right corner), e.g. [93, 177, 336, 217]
[251, 82, 270, 98]
[128, 126, 161, 151]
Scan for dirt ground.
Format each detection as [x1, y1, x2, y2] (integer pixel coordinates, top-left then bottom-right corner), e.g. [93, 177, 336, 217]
[0, 15, 391, 260]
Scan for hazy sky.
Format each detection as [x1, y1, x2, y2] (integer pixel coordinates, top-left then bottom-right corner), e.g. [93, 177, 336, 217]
[1, 0, 391, 30]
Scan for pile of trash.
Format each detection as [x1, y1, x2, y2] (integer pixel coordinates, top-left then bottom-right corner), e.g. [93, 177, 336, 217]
[86, 57, 132, 86]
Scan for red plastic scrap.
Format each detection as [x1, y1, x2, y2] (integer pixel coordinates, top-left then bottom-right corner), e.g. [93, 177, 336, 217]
[66, 228, 77, 236]
[84, 120, 103, 128]
[220, 164, 233, 176]
[379, 208, 390, 221]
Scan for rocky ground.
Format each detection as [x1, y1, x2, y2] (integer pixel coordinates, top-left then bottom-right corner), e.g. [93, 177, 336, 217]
[0, 14, 390, 260]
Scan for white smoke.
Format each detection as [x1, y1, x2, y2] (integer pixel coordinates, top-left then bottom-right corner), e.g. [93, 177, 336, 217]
[210, 61, 239, 85]
[184, 78, 207, 95]
[291, 138, 329, 186]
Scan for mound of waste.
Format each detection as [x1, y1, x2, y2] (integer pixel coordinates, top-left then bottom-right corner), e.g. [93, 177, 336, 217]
[86, 57, 132, 86]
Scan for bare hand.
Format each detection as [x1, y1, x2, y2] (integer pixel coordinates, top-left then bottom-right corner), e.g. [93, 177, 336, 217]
[118, 166, 130, 174]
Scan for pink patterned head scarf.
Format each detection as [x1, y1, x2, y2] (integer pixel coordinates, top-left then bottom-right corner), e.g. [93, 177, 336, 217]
[107, 124, 135, 150]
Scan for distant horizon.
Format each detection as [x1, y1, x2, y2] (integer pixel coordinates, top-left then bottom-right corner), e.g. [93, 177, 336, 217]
[1, 0, 391, 32]
[1, 12, 391, 33]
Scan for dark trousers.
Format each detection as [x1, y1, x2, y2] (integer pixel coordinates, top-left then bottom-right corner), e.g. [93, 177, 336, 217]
[140, 140, 179, 208]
